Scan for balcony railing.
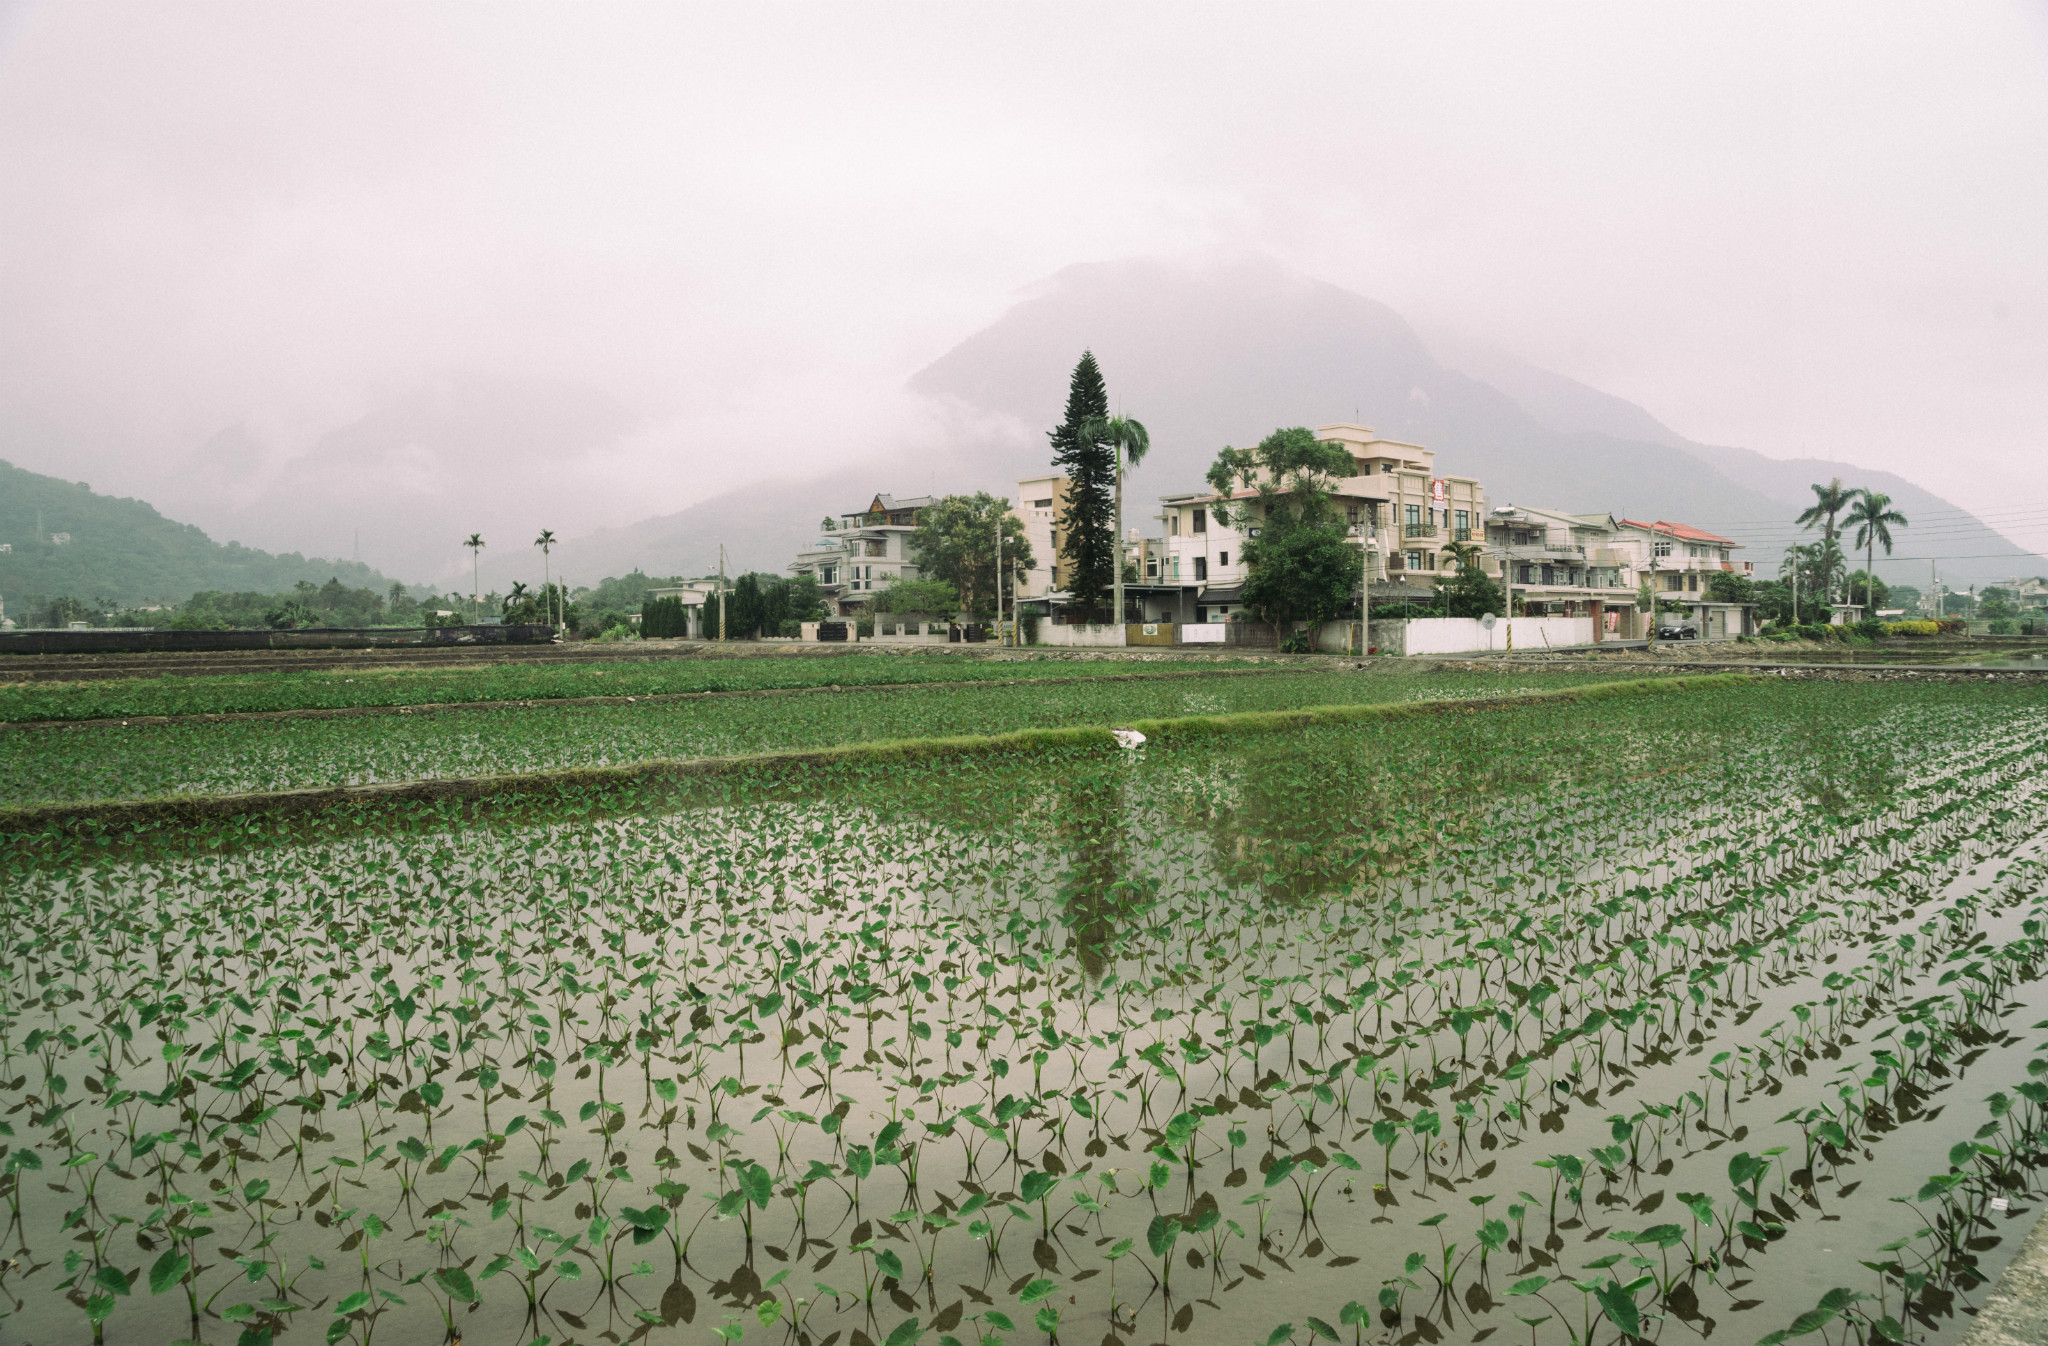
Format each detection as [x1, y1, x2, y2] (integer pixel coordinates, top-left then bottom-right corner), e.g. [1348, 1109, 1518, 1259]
[1403, 522, 1437, 539]
[1452, 527, 1474, 541]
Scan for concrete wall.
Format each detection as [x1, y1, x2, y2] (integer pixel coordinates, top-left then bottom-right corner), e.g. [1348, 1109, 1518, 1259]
[1036, 622, 1126, 647]
[1178, 623, 1226, 644]
[1370, 616, 1595, 657]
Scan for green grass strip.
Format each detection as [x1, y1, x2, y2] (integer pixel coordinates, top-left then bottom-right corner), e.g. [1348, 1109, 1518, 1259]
[0, 674, 1754, 838]
[1128, 671, 1762, 739]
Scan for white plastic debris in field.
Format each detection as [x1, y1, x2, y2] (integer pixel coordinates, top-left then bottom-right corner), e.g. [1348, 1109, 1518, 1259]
[1112, 729, 1147, 750]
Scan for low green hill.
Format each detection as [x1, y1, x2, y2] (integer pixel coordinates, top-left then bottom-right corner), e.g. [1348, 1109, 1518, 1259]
[0, 459, 406, 609]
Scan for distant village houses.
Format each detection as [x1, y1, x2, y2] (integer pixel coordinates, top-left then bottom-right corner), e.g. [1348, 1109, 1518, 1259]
[774, 421, 1760, 649]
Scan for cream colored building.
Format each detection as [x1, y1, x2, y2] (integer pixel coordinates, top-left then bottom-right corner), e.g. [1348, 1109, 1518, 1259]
[1155, 424, 1487, 620]
[1010, 475, 1071, 600]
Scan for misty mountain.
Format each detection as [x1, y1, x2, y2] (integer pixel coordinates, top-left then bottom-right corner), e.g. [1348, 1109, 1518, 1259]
[904, 255, 2042, 585]
[0, 458, 405, 608]
[158, 374, 649, 585]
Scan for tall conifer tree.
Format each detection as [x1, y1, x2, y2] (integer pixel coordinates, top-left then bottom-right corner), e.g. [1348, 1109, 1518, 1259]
[1048, 350, 1114, 621]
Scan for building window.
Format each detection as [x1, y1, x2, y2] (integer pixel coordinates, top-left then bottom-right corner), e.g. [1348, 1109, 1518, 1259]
[865, 539, 886, 557]
[1217, 550, 1229, 568]
[1517, 564, 1533, 584]
[820, 567, 836, 584]
[1192, 508, 1207, 534]
[1167, 514, 1178, 536]
[1405, 504, 1422, 527]
[1144, 556, 1158, 578]
[1653, 540, 1672, 557]
[1686, 572, 1698, 591]
[1454, 509, 1469, 533]
[1033, 498, 1053, 508]
[1346, 505, 1360, 525]
[1193, 556, 1208, 581]
[1407, 550, 1424, 571]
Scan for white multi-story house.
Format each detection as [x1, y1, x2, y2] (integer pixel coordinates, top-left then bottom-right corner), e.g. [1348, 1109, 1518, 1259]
[1611, 520, 1757, 639]
[1155, 424, 1487, 623]
[1485, 506, 1639, 630]
[788, 493, 932, 616]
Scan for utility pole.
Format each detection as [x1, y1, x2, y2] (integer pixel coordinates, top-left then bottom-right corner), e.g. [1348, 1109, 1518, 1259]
[1359, 514, 1376, 655]
[718, 544, 728, 642]
[996, 512, 1005, 647]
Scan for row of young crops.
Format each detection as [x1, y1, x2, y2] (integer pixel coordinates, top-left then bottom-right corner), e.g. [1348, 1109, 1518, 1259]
[0, 669, 1609, 807]
[0, 655, 1280, 726]
[1, 676, 2046, 1346]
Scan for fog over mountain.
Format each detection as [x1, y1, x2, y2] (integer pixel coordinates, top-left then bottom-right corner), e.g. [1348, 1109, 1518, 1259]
[566, 256, 2044, 587]
[4, 8, 2042, 601]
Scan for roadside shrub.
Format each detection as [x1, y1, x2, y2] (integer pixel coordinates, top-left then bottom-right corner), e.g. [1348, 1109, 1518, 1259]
[1990, 618, 2018, 635]
[1881, 620, 1939, 637]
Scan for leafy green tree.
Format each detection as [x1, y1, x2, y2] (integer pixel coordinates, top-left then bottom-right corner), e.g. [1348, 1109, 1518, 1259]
[1750, 579, 1794, 625]
[907, 494, 1034, 619]
[1440, 541, 1504, 618]
[1889, 584, 1922, 615]
[1206, 427, 1359, 630]
[1845, 489, 1907, 614]
[1980, 587, 2017, 619]
[1706, 570, 1755, 604]
[870, 577, 959, 617]
[1048, 351, 1113, 620]
[1842, 570, 1890, 611]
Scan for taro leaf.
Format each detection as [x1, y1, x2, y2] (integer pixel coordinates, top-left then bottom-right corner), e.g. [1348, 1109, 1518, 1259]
[149, 1249, 191, 1295]
[1265, 1325, 1295, 1346]
[1018, 1277, 1057, 1304]
[1265, 1156, 1298, 1189]
[1306, 1315, 1339, 1340]
[1593, 1280, 1639, 1337]
[1146, 1214, 1180, 1258]
[93, 1265, 132, 1297]
[1037, 1305, 1062, 1333]
[1162, 1111, 1201, 1148]
[984, 1309, 1016, 1330]
[420, 1081, 444, 1108]
[874, 1250, 905, 1281]
[1339, 1300, 1368, 1325]
[1019, 1170, 1058, 1203]
[432, 1266, 478, 1303]
[621, 1206, 669, 1244]
[395, 1137, 429, 1164]
[847, 1147, 874, 1179]
[1508, 1275, 1549, 1296]
[742, 1164, 773, 1209]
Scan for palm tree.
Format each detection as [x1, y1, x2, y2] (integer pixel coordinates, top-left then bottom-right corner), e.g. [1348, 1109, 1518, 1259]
[1846, 490, 1908, 616]
[1081, 414, 1150, 624]
[1780, 542, 1806, 624]
[534, 529, 557, 628]
[463, 534, 485, 624]
[503, 580, 530, 619]
[1795, 479, 1854, 602]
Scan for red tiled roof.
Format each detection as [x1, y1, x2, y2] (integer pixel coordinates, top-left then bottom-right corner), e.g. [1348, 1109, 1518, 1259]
[1620, 519, 1737, 546]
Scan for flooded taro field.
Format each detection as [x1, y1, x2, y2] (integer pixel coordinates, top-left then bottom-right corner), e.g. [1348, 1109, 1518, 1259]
[4, 676, 2048, 1346]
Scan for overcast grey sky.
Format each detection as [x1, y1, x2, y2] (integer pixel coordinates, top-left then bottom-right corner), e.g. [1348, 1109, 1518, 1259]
[3, 3, 2045, 564]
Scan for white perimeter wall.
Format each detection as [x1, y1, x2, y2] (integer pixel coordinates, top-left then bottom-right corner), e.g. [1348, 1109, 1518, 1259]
[1398, 616, 1593, 655]
[1036, 623, 1127, 647]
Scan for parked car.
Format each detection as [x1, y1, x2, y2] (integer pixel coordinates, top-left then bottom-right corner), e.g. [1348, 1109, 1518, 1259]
[1655, 622, 1699, 640]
